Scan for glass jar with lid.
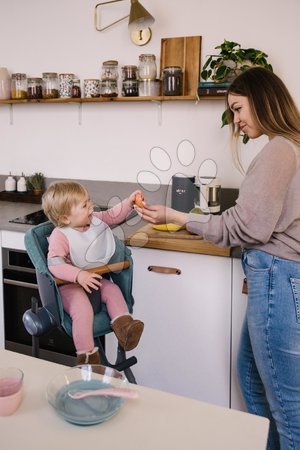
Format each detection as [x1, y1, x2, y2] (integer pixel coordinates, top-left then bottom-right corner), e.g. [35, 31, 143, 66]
[27, 77, 43, 99]
[101, 60, 119, 81]
[72, 78, 81, 98]
[58, 73, 74, 98]
[122, 65, 138, 81]
[11, 73, 28, 99]
[138, 54, 157, 80]
[162, 66, 184, 96]
[101, 60, 119, 97]
[42, 72, 59, 99]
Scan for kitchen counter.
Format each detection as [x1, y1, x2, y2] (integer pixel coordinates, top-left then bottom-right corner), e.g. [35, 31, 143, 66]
[126, 224, 232, 257]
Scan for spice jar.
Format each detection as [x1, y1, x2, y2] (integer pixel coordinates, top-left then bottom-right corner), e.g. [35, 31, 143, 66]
[11, 73, 27, 99]
[27, 77, 43, 99]
[0, 67, 11, 100]
[162, 66, 183, 96]
[122, 65, 138, 97]
[59, 73, 74, 98]
[138, 54, 157, 80]
[72, 78, 81, 98]
[42, 72, 59, 99]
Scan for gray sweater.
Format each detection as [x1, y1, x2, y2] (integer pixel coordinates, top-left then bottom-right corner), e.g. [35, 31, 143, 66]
[186, 136, 300, 262]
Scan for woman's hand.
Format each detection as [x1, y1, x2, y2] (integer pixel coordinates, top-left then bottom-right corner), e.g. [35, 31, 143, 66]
[135, 203, 188, 226]
[77, 270, 102, 293]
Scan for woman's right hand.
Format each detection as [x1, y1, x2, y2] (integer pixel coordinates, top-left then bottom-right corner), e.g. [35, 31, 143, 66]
[135, 203, 188, 226]
[77, 270, 102, 293]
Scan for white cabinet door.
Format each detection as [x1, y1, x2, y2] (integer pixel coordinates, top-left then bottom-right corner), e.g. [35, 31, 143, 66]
[231, 258, 247, 411]
[107, 247, 231, 407]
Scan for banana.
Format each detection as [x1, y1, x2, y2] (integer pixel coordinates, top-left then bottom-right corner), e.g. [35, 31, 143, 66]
[152, 223, 185, 232]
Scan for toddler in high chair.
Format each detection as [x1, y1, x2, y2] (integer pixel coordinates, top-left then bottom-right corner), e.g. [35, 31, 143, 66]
[42, 180, 144, 365]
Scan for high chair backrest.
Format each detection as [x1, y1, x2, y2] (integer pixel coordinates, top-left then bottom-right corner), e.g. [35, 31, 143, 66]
[24, 220, 135, 337]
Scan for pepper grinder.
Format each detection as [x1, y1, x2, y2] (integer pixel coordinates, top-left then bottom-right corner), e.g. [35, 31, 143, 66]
[17, 173, 27, 192]
[5, 173, 16, 192]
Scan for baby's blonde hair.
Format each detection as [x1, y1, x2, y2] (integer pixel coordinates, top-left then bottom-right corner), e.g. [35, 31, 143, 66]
[42, 180, 88, 227]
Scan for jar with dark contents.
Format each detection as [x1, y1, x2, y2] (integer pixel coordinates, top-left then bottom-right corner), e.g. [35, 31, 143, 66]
[27, 77, 43, 99]
[42, 72, 59, 99]
[11, 73, 28, 99]
[162, 66, 183, 96]
[122, 65, 138, 97]
[72, 78, 81, 98]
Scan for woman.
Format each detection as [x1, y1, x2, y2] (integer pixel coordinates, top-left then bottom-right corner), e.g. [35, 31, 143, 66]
[136, 67, 300, 449]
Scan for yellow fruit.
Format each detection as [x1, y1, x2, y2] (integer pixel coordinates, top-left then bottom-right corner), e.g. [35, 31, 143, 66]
[152, 223, 185, 232]
[189, 207, 203, 214]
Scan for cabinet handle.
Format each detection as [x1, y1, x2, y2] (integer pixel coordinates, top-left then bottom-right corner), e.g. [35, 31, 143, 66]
[147, 265, 181, 275]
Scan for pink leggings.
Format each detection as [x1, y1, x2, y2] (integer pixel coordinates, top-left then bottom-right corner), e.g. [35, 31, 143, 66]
[59, 278, 128, 353]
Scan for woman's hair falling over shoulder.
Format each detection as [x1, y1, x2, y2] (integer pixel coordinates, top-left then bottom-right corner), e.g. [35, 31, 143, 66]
[226, 67, 300, 147]
[42, 180, 89, 227]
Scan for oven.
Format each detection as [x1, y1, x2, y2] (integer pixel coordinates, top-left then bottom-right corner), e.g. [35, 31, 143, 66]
[2, 248, 76, 366]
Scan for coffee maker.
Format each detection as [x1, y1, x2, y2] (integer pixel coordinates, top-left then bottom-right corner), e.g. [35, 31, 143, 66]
[194, 176, 221, 214]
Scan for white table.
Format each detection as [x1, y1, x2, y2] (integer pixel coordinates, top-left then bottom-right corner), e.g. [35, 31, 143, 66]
[0, 350, 269, 450]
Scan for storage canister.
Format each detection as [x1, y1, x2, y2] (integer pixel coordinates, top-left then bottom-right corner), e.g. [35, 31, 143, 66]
[84, 79, 100, 98]
[42, 72, 59, 99]
[138, 54, 157, 80]
[59, 73, 74, 98]
[27, 77, 43, 99]
[162, 66, 183, 96]
[11, 73, 27, 99]
[101, 60, 118, 97]
[0, 67, 11, 100]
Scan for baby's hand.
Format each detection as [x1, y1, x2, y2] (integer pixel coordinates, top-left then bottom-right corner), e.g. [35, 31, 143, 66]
[77, 270, 102, 293]
[130, 190, 145, 208]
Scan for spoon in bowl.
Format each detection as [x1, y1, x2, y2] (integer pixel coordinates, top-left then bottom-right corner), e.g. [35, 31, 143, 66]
[68, 387, 139, 400]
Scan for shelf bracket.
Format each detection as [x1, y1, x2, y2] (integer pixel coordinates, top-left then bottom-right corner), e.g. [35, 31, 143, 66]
[9, 104, 14, 125]
[152, 100, 162, 126]
[78, 102, 83, 125]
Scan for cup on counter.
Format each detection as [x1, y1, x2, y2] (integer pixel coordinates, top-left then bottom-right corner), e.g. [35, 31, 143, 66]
[0, 367, 24, 416]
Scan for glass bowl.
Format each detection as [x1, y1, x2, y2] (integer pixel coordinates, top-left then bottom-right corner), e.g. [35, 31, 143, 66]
[46, 364, 128, 426]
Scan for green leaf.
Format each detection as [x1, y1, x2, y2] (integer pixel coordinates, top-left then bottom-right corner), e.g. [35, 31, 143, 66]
[242, 134, 250, 144]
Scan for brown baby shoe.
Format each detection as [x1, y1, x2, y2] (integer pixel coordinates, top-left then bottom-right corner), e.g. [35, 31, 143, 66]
[112, 315, 144, 351]
[76, 347, 101, 365]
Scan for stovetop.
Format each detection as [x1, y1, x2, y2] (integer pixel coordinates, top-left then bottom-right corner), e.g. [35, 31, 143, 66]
[9, 209, 48, 225]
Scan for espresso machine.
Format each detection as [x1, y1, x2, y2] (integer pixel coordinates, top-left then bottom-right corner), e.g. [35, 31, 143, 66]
[194, 176, 221, 214]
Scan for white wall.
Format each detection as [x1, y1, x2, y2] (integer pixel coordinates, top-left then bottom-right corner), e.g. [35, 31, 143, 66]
[1, 0, 299, 188]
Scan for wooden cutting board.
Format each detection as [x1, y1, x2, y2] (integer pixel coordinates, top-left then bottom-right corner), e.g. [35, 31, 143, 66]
[125, 224, 231, 257]
[160, 36, 202, 96]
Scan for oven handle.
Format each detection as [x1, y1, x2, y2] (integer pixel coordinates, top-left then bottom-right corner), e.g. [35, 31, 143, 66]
[3, 278, 38, 290]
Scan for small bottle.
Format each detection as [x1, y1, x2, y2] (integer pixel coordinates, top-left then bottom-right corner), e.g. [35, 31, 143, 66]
[27, 77, 43, 99]
[138, 54, 157, 80]
[72, 78, 81, 98]
[5, 173, 16, 192]
[42, 72, 59, 99]
[17, 173, 27, 192]
[11, 73, 28, 99]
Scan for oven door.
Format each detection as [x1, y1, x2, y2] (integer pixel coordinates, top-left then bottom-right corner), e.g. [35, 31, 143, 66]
[3, 266, 76, 366]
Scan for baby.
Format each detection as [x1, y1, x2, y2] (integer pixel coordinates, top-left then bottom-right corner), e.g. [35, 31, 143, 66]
[42, 180, 144, 365]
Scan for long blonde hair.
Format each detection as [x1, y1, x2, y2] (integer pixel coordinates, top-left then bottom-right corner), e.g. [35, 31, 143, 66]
[42, 180, 88, 227]
[225, 67, 300, 171]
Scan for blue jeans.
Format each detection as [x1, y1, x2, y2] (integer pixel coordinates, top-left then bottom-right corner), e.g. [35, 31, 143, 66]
[238, 249, 300, 450]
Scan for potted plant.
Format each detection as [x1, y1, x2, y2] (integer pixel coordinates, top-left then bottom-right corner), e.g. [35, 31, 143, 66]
[27, 172, 45, 194]
[201, 39, 273, 83]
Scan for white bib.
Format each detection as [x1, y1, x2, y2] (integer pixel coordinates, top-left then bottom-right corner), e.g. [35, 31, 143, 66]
[60, 215, 116, 269]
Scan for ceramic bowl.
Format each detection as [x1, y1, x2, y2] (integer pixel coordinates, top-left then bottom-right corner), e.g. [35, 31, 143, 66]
[46, 364, 128, 425]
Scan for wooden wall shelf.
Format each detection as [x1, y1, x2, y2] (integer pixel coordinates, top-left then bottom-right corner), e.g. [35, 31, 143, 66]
[0, 95, 224, 105]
